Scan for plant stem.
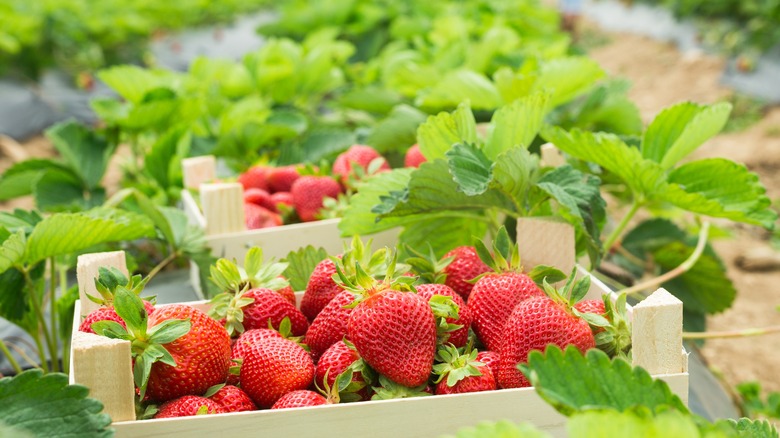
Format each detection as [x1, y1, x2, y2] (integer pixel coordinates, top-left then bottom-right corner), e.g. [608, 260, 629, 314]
[145, 251, 178, 283]
[620, 221, 710, 297]
[4, 339, 41, 369]
[23, 269, 54, 373]
[0, 339, 23, 374]
[683, 325, 780, 340]
[60, 266, 70, 374]
[49, 258, 59, 372]
[603, 199, 641, 252]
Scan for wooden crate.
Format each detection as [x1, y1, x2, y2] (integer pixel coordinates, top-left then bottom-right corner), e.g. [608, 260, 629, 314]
[179, 156, 399, 296]
[69, 219, 689, 438]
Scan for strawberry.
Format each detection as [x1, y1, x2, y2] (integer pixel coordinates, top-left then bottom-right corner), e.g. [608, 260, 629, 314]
[243, 188, 272, 207]
[240, 337, 315, 408]
[315, 341, 371, 402]
[271, 390, 327, 409]
[208, 385, 256, 413]
[443, 246, 491, 301]
[154, 396, 226, 418]
[467, 229, 543, 351]
[239, 288, 309, 334]
[574, 299, 605, 315]
[290, 176, 342, 222]
[276, 278, 296, 306]
[415, 284, 471, 348]
[227, 328, 284, 385]
[300, 258, 341, 321]
[475, 350, 500, 381]
[244, 203, 282, 229]
[145, 304, 232, 402]
[238, 165, 269, 191]
[433, 345, 496, 395]
[332, 144, 390, 185]
[404, 144, 426, 168]
[79, 301, 155, 334]
[267, 166, 300, 193]
[497, 274, 596, 389]
[344, 261, 436, 388]
[304, 290, 356, 361]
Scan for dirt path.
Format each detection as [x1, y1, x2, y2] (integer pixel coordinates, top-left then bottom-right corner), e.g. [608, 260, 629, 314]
[589, 29, 780, 393]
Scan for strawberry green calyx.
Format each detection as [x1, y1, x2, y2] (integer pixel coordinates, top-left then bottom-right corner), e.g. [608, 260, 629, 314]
[332, 236, 403, 283]
[432, 345, 484, 387]
[335, 251, 416, 308]
[203, 383, 226, 398]
[87, 266, 153, 307]
[404, 244, 455, 284]
[210, 287, 254, 336]
[595, 293, 632, 358]
[210, 247, 289, 295]
[428, 295, 463, 345]
[473, 226, 522, 274]
[371, 375, 431, 400]
[91, 287, 190, 398]
[269, 317, 309, 351]
[541, 268, 612, 330]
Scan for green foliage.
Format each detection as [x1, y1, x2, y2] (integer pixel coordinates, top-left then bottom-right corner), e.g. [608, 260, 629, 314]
[282, 246, 329, 291]
[0, 370, 112, 437]
[736, 381, 780, 420]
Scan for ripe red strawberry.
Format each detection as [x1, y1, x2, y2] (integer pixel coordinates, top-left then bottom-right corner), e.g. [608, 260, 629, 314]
[433, 345, 496, 395]
[243, 188, 272, 207]
[240, 337, 315, 408]
[227, 328, 283, 385]
[497, 275, 596, 389]
[415, 284, 471, 348]
[276, 278, 296, 306]
[332, 144, 390, 185]
[239, 288, 309, 335]
[267, 166, 300, 193]
[575, 299, 605, 315]
[244, 203, 282, 229]
[79, 301, 156, 334]
[270, 192, 294, 210]
[304, 290, 355, 361]
[347, 290, 436, 388]
[290, 176, 341, 222]
[442, 246, 491, 301]
[300, 258, 341, 321]
[475, 350, 500, 381]
[404, 144, 426, 168]
[154, 395, 226, 418]
[315, 341, 370, 402]
[271, 390, 327, 409]
[209, 385, 256, 412]
[238, 166, 269, 191]
[146, 305, 232, 402]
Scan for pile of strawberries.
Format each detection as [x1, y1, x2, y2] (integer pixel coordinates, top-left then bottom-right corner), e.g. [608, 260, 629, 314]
[82, 229, 627, 420]
[237, 143, 427, 230]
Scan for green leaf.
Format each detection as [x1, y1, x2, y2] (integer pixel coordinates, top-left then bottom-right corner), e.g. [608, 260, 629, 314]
[520, 345, 688, 416]
[566, 409, 700, 438]
[0, 369, 112, 437]
[366, 104, 427, 154]
[0, 159, 69, 201]
[57, 284, 79, 340]
[282, 246, 329, 291]
[416, 70, 502, 111]
[484, 92, 550, 160]
[0, 267, 29, 324]
[642, 102, 732, 169]
[446, 143, 494, 196]
[33, 168, 98, 212]
[146, 127, 189, 190]
[532, 57, 605, 107]
[660, 159, 777, 229]
[417, 102, 478, 161]
[541, 127, 666, 199]
[98, 65, 176, 104]
[490, 148, 539, 208]
[299, 127, 356, 164]
[113, 287, 148, 339]
[717, 418, 779, 438]
[444, 420, 551, 438]
[0, 229, 25, 274]
[339, 168, 414, 235]
[45, 121, 116, 190]
[528, 265, 567, 285]
[398, 217, 488, 258]
[24, 208, 156, 264]
[148, 319, 191, 344]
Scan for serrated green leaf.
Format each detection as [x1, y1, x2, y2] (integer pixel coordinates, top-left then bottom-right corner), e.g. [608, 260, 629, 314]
[366, 104, 427, 154]
[0, 229, 25, 274]
[567, 409, 700, 438]
[442, 420, 550, 438]
[718, 418, 779, 438]
[416, 70, 502, 111]
[0, 370, 112, 437]
[398, 217, 488, 258]
[521, 345, 688, 416]
[339, 168, 415, 235]
[45, 121, 116, 190]
[417, 102, 478, 161]
[282, 246, 329, 291]
[34, 168, 99, 212]
[24, 208, 156, 264]
[484, 92, 550, 159]
[642, 102, 732, 169]
[0, 159, 69, 201]
[532, 57, 605, 107]
[0, 267, 29, 324]
[490, 148, 539, 209]
[541, 127, 666, 199]
[660, 159, 776, 229]
[446, 143, 494, 196]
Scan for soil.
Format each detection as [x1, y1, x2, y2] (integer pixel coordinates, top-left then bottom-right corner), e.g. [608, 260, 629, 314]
[587, 28, 780, 393]
[1, 19, 778, 395]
